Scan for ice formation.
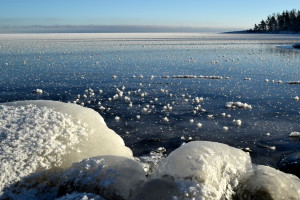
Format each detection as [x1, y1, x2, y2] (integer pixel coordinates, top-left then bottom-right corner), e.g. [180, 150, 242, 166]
[289, 131, 300, 137]
[225, 102, 252, 109]
[34, 89, 43, 94]
[151, 141, 253, 199]
[0, 100, 132, 194]
[233, 119, 242, 126]
[235, 165, 300, 200]
[57, 156, 146, 200]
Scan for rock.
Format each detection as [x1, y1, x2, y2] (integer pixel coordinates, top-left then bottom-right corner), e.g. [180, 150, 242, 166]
[131, 176, 179, 200]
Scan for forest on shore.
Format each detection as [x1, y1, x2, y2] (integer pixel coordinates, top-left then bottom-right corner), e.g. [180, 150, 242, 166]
[247, 9, 300, 33]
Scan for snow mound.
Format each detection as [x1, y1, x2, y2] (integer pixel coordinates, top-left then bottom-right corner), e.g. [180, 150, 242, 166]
[235, 165, 300, 200]
[0, 100, 132, 194]
[57, 156, 146, 200]
[151, 141, 252, 199]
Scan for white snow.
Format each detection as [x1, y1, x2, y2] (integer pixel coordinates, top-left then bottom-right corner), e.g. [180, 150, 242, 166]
[0, 100, 132, 194]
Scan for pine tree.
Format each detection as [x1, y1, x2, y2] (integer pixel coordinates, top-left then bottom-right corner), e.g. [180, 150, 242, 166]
[248, 9, 300, 33]
[259, 20, 267, 31]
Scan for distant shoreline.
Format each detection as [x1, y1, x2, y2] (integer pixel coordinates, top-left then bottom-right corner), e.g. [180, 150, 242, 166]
[223, 30, 300, 34]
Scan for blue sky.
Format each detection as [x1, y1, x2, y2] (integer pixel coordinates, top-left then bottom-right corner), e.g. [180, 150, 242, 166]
[0, 0, 299, 29]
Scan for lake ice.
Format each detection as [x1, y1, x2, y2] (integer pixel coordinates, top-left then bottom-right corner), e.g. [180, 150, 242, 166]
[0, 33, 300, 199]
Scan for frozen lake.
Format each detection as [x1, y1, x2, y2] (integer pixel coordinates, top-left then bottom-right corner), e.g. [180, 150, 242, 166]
[1, 33, 300, 168]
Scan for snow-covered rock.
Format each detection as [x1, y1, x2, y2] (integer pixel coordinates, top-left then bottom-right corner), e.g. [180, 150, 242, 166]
[0, 100, 132, 194]
[57, 156, 146, 200]
[235, 165, 300, 200]
[1, 101, 300, 200]
[151, 141, 252, 199]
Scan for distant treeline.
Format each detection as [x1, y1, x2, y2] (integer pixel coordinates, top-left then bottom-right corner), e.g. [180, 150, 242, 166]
[247, 9, 300, 33]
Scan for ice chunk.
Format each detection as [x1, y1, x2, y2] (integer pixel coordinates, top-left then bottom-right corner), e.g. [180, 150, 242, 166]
[35, 89, 43, 94]
[225, 101, 252, 110]
[233, 119, 242, 126]
[151, 141, 252, 199]
[0, 100, 132, 194]
[289, 131, 300, 137]
[235, 165, 300, 200]
[57, 156, 146, 200]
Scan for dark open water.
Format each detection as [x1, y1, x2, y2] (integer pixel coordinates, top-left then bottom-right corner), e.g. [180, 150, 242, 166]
[1, 33, 300, 168]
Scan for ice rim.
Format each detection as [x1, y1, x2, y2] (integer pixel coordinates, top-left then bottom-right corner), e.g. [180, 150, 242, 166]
[0, 100, 299, 200]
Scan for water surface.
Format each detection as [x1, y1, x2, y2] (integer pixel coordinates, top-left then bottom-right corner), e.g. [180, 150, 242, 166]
[1, 33, 300, 167]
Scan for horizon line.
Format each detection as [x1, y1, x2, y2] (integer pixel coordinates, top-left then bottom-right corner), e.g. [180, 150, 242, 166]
[0, 24, 245, 34]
